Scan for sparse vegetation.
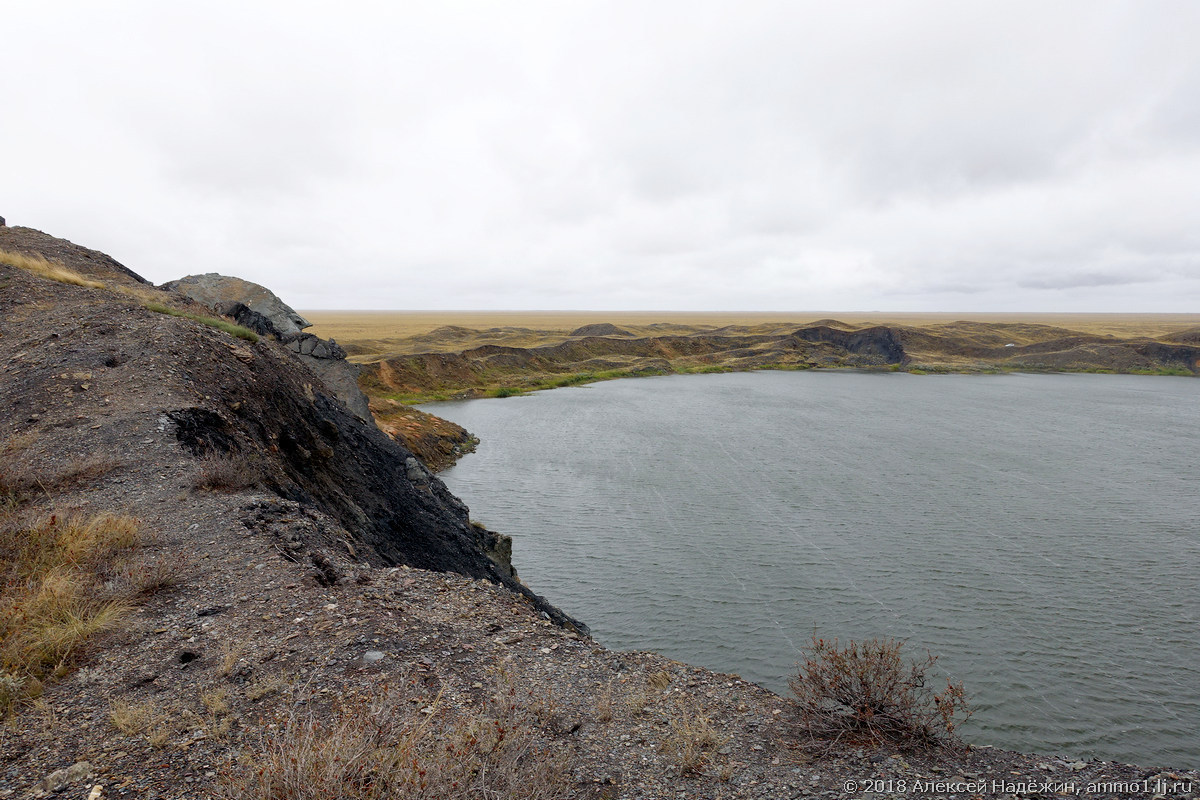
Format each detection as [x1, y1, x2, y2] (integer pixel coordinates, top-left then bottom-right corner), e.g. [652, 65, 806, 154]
[245, 672, 289, 702]
[789, 636, 970, 750]
[660, 701, 727, 776]
[647, 669, 672, 691]
[110, 697, 177, 748]
[0, 450, 165, 714]
[195, 453, 261, 491]
[2, 246, 263, 346]
[595, 678, 615, 723]
[144, 301, 260, 343]
[223, 678, 570, 800]
[0, 248, 106, 289]
[0, 513, 143, 681]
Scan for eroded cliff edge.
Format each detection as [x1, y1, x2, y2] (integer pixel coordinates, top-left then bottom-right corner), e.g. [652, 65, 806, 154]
[0, 225, 575, 629]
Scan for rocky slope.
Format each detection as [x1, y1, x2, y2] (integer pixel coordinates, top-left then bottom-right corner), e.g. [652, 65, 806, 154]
[1, 227, 1197, 799]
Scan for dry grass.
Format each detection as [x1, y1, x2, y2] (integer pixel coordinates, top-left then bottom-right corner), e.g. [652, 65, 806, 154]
[0, 513, 144, 676]
[0, 248, 105, 289]
[194, 453, 261, 492]
[0, 247, 259, 343]
[223, 678, 571, 800]
[219, 640, 247, 678]
[0, 449, 169, 715]
[203, 686, 232, 716]
[0, 449, 119, 508]
[595, 679, 615, 723]
[245, 673, 289, 702]
[110, 697, 176, 748]
[660, 701, 727, 776]
[143, 301, 260, 343]
[203, 686, 235, 741]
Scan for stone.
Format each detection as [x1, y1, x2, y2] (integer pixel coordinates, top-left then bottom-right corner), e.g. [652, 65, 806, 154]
[405, 457, 428, 483]
[161, 273, 312, 337]
[362, 650, 385, 663]
[38, 761, 92, 793]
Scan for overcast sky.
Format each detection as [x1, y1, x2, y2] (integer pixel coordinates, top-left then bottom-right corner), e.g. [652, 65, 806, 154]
[3, 1, 1198, 311]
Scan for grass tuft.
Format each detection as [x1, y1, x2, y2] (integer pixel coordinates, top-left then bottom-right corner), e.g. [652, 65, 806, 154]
[110, 697, 177, 747]
[660, 701, 727, 776]
[0, 513, 144, 681]
[194, 453, 261, 492]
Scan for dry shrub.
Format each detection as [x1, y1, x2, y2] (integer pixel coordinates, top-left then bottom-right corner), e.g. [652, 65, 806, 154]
[789, 636, 971, 750]
[224, 679, 571, 800]
[0, 513, 144, 684]
[195, 454, 260, 492]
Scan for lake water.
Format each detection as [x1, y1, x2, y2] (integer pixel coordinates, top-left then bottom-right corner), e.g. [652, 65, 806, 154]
[421, 371, 1199, 768]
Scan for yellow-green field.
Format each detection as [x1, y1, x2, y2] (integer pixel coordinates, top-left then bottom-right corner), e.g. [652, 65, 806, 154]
[300, 310, 1200, 406]
[305, 310, 1200, 347]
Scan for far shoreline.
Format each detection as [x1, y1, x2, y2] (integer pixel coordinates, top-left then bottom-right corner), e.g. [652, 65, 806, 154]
[304, 309, 1200, 341]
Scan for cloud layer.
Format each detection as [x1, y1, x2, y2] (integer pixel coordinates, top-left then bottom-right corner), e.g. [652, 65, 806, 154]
[3, 1, 1198, 311]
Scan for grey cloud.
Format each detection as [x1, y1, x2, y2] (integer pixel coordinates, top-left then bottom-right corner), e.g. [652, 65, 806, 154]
[1017, 272, 1154, 291]
[3, 1, 1200, 312]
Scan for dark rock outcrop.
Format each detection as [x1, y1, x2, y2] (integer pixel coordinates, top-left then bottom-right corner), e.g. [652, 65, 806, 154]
[163, 273, 373, 424]
[570, 323, 632, 337]
[1133, 341, 1200, 369]
[791, 325, 907, 363]
[158, 349, 583, 631]
[162, 273, 312, 336]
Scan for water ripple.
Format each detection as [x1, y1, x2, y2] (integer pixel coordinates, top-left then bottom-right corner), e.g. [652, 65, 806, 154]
[425, 372, 1200, 768]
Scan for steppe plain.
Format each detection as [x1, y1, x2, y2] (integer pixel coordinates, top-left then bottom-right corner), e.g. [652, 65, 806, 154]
[305, 310, 1200, 404]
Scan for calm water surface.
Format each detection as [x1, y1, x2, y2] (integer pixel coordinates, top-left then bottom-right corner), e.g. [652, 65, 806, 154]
[422, 372, 1199, 767]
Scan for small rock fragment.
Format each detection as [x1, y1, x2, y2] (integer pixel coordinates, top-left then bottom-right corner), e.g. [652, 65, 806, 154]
[39, 761, 93, 793]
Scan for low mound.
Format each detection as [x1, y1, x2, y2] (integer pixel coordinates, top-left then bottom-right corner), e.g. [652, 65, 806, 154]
[569, 322, 633, 337]
[1159, 328, 1200, 345]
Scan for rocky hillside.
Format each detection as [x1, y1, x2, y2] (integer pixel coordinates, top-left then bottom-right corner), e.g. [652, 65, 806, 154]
[348, 317, 1199, 402]
[1, 226, 1196, 799]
